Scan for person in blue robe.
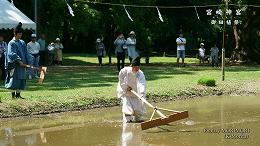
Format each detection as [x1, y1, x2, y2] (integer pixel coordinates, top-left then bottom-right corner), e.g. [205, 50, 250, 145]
[5, 22, 32, 99]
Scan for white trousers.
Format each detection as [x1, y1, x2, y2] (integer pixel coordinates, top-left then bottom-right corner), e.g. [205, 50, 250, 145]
[122, 96, 145, 122]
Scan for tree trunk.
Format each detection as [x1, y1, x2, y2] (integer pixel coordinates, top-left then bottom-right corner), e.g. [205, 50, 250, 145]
[229, 25, 241, 62]
[230, 8, 257, 62]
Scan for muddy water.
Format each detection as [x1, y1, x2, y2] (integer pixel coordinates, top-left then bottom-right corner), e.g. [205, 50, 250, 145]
[0, 96, 260, 146]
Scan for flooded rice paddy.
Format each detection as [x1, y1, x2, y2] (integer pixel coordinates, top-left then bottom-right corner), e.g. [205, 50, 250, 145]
[0, 96, 260, 146]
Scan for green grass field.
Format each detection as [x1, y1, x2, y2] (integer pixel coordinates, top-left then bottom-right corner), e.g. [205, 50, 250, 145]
[0, 54, 259, 117]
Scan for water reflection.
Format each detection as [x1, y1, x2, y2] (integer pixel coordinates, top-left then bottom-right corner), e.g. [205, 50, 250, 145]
[39, 132, 46, 144]
[0, 128, 15, 146]
[24, 134, 37, 146]
[120, 123, 145, 146]
[0, 96, 259, 146]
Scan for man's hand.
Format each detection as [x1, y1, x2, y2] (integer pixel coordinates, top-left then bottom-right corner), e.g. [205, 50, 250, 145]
[17, 61, 24, 66]
[126, 86, 132, 92]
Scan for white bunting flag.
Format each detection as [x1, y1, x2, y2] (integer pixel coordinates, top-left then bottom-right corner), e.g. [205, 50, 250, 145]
[65, 0, 75, 16]
[123, 5, 133, 21]
[194, 6, 200, 20]
[156, 7, 164, 22]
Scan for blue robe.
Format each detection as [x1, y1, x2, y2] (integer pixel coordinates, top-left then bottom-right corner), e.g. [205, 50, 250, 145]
[5, 38, 32, 90]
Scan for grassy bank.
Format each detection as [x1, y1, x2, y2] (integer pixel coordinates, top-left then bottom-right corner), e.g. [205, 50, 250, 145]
[0, 54, 260, 118]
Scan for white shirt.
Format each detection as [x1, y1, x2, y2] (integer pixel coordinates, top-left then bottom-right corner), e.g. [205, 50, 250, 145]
[27, 41, 40, 54]
[176, 37, 186, 50]
[54, 43, 64, 49]
[199, 47, 205, 57]
[117, 67, 146, 115]
[126, 37, 138, 59]
[117, 67, 146, 99]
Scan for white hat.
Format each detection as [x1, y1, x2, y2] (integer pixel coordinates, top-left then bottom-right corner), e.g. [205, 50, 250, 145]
[96, 38, 101, 42]
[129, 31, 135, 35]
[31, 34, 37, 38]
[56, 38, 60, 41]
[200, 43, 204, 46]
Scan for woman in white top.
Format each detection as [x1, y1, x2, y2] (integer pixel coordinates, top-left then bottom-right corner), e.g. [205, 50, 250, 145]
[126, 31, 139, 63]
[54, 38, 64, 65]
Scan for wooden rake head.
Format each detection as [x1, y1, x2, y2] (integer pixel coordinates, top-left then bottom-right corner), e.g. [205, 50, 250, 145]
[141, 110, 189, 130]
[38, 66, 47, 84]
[130, 90, 189, 130]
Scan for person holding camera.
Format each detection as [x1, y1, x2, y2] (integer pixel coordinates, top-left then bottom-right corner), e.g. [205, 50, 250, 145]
[96, 38, 106, 66]
[114, 33, 127, 72]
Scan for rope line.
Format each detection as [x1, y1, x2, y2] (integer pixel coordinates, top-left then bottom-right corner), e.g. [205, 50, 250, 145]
[76, 0, 260, 9]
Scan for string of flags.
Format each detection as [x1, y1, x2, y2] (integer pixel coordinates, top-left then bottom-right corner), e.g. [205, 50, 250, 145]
[194, 6, 200, 20]
[75, 0, 260, 25]
[123, 5, 133, 21]
[80, 0, 255, 25]
[156, 7, 164, 22]
[65, 0, 75, 16]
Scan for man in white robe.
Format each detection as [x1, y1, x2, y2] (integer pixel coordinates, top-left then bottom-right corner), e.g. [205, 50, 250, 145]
[117, 57, 146, 123]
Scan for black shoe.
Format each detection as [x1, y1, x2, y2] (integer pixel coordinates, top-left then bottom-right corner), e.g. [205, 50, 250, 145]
[16, 93, 25, 99]
[136, 120, 145, 123]
[12, 92, 16, 99]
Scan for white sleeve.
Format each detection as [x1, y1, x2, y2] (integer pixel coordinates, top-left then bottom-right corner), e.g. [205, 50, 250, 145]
[137, 72, 146, 98]
[117, 68, 128, 98]
[176, 38, 180, 43]
[126, 38, 136, 45]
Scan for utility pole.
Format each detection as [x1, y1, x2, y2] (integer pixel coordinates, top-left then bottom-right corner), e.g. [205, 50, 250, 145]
[222, 0, 228, 81]
[34, 0, 37, 34]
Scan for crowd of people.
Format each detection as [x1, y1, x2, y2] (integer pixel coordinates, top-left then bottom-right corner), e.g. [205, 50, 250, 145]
[1, 22, 221, 101]
[0, 22, 64, 99]
[0, 26, 64, 80]
[95, 31, 220, 70]
[96, 30, 139, 71]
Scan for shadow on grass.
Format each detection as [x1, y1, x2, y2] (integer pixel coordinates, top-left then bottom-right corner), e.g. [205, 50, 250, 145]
[63, 58, 98, 66]
[23, 65, 196, 91]
[0, 64, 259, 92]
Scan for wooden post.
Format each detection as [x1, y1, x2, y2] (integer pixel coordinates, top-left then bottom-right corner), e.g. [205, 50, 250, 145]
[38, 67, 47, 84]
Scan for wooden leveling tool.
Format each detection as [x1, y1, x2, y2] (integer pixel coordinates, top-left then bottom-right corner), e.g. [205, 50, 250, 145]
[131, 90, 189, 130]
[21, 64, 47, 84]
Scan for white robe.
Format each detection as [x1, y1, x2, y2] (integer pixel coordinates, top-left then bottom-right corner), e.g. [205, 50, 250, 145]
[126, 37, 138, 59]
[117, 67, 146, 121]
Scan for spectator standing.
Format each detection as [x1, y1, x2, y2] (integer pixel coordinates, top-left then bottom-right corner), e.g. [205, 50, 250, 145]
[210, 44, 219, 67]
[176, 33, 186, 67]
[114, 33, 126, 72]
[54, 38, 64, 65]
[117, 57, 146, 123]
[0, 34, 7, 80]
[96, 38, 106, 66]
[126, 31, 138, 63]
[198, 43, 206, 65]
[27, 34, 40, 79]
[37, 34, 46, 66]
[5, 22, 32, 99]
[47, 42, 55, 66]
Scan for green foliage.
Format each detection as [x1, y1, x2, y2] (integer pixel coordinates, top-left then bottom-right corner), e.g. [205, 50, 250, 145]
[198, 77, 216, 87]
[10, 0, 260, 63]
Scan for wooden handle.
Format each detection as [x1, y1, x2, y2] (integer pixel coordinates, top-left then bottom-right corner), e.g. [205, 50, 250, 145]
[131, 90, 167, 118]
[130, 90, 155, 109]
